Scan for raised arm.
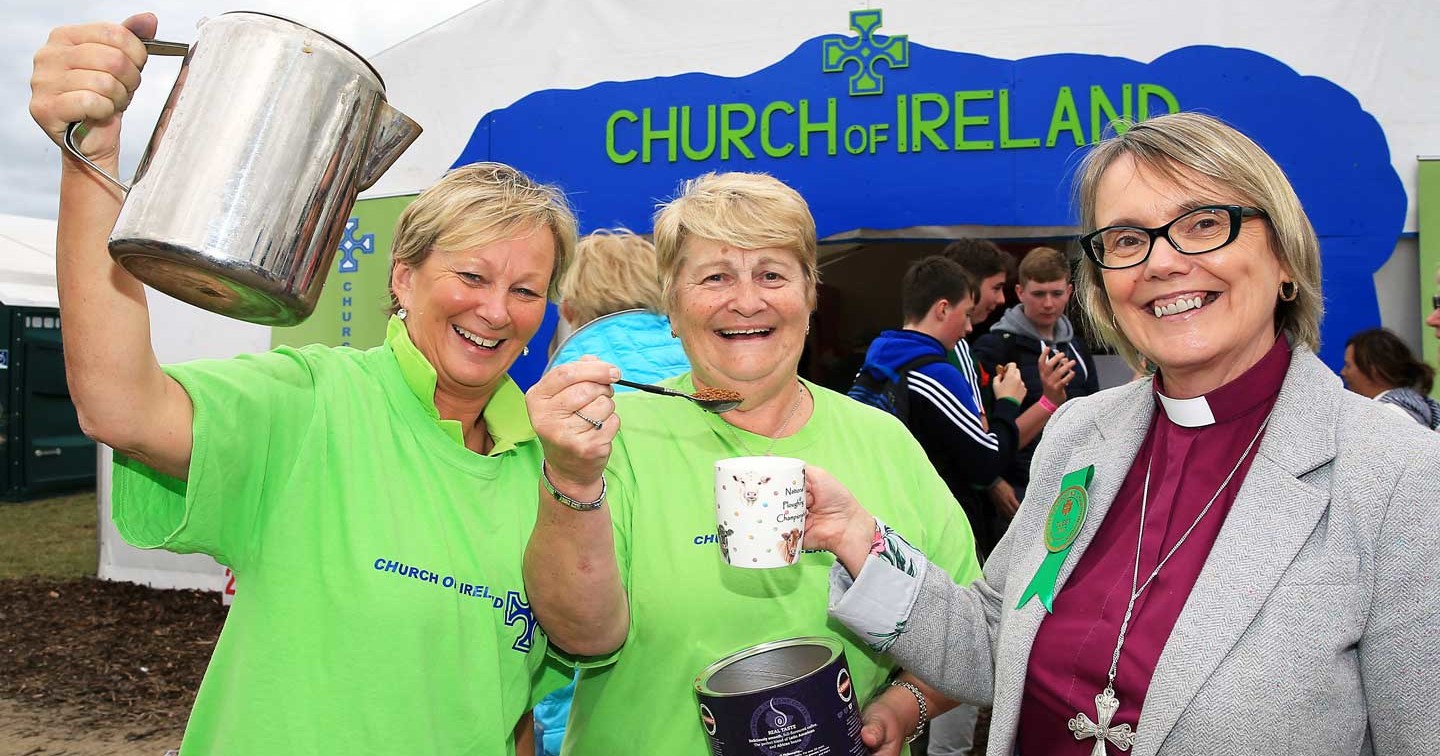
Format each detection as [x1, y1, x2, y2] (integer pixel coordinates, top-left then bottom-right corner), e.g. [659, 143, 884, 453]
[523, 359, 628, 657]
[30, 14, 193, 479]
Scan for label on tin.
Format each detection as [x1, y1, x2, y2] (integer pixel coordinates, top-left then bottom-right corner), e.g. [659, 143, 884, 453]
[699, 658, 865, 756]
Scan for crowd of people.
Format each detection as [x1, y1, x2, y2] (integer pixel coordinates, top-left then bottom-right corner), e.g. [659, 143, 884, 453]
[29, 12, 1440, 756]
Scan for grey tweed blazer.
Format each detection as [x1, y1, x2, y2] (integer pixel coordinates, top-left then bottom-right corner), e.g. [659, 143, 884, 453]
[874, 346, 1440, 755]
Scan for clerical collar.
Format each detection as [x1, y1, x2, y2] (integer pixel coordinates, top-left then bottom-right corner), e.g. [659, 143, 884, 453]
[1153, 334, 1292, 428]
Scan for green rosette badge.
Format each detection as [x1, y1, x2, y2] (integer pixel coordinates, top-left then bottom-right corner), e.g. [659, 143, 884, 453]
[1017, 465, 1095, 612]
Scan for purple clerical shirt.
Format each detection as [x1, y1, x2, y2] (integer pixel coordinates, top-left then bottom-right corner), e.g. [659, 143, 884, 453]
[1018, 336, 1291, 754]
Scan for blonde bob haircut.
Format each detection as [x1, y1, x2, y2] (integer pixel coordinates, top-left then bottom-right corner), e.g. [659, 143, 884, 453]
[652, 172, 820, 312]
[387, 162, 578, 312]
[1074, 112, 1322, 370]
[558, 229, 664, 326]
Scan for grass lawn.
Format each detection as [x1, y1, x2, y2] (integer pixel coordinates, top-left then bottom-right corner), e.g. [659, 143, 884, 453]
[0, 490, 97, 579]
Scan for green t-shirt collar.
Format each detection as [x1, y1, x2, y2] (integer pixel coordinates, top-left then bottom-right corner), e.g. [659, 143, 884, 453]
[671, 372, 823, 455]
[385, 315, 535, 455]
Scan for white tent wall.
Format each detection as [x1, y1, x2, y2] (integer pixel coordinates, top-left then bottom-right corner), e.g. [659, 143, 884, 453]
[370, 0, 1437, 233]
[97, 292, 269, 591]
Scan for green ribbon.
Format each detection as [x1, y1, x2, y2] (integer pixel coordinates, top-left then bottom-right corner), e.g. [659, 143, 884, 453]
[1016, 465, 1095, 613]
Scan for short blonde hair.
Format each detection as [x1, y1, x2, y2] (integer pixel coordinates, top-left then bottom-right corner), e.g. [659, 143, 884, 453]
[558, 229, 664, 325]
[652, 172, 819, 312]
[388, 162, 578, 311]
[1074, 112, 1322, 369]
[1018, 246, 1069, 285]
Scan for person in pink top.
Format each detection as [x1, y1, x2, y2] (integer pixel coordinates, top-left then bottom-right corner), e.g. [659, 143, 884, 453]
[801, 112, 1440, 755]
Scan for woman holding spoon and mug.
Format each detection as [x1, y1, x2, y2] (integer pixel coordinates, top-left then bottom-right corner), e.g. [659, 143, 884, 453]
[31, 13, 575, 754]
[525, 172, 984, 754]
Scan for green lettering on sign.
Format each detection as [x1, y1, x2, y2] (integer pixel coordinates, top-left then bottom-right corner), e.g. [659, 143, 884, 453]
[1046, 86, 1085, 148]
[954, 90, 994, 151]
[799, 98, 838, 157]
[999, 89, 1040, 149]
[761, 101, 796, 158]
[720, 104, 757, 160]
[681, 105, 717, 161]
[606, 110, 638, 164]
[642, 107, 678, 164]
[910, 93, 950, 153]
[1138, 84, 1180, 121]
[1090, 84, 1133, 142]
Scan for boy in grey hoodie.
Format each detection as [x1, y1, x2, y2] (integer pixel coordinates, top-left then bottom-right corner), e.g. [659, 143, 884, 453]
[973, 247, 1099, 512]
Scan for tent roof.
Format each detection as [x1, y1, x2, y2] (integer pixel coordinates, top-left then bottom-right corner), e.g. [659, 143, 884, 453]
[0, 214, 58, 309]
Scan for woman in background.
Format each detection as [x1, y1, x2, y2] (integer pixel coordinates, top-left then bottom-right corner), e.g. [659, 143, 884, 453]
[1341, 327, 1440, 429]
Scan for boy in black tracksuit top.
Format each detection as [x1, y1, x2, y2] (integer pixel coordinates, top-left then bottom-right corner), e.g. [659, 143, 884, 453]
[973, 247, 1100, 513]
[851, 257, 1027, 553]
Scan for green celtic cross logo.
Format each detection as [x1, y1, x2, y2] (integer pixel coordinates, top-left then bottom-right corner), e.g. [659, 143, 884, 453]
[822, 9, 909, 96]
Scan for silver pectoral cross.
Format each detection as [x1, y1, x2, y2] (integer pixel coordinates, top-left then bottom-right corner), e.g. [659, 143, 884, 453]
[1067, 686, 1136, 756]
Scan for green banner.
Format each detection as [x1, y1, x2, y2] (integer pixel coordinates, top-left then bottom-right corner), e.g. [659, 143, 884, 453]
[1421, 158, 1440, 397]
[271, 195, 417, 350]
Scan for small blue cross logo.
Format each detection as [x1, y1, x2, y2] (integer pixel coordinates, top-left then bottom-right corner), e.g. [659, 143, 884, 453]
[822, 9, 909, 96]
[337, 217, 375, 274]
[504, 591, 538, 653]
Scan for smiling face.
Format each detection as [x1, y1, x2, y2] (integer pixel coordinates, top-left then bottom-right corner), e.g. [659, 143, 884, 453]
[391, 225, 555, 406]
[671, 239, 811, 394]
[973, 272, 1008, 322]
[1096, 155, 1287, 395]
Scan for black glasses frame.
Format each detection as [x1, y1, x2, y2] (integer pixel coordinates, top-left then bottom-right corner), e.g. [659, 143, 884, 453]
[1080, 205, 1269, 270]
[1432, 294, 1440, 311]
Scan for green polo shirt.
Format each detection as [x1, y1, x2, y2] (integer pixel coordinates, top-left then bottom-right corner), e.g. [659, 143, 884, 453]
[113, 316, 566, 755]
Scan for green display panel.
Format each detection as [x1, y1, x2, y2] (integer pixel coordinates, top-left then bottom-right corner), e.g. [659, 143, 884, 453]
[1421, 158, 1440, 396]
[271, 195, 417, 350]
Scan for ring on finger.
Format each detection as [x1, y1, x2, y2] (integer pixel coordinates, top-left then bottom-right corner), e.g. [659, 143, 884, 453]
[574, 410, 604, 430]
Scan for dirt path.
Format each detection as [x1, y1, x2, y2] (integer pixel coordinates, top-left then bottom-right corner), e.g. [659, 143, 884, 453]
[0, 698, 179, 756]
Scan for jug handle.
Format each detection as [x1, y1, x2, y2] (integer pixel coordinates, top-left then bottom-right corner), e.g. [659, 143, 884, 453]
[60, 39, 190, 194]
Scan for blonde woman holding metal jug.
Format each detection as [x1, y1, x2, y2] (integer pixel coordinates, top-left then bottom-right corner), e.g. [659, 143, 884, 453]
[31, 13, 575, 755]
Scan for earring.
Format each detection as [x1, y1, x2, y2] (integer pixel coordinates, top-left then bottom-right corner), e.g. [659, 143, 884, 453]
[1279, 281, 1298, 302]
[522, 346, 530, 357]
[396, 307, 408, 320]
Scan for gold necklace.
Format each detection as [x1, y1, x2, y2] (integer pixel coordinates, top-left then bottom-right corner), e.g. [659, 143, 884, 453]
[726, 381, 806, 457]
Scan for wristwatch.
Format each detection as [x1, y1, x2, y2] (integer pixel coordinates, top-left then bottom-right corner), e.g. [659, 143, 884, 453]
[541, 462, 606, 511]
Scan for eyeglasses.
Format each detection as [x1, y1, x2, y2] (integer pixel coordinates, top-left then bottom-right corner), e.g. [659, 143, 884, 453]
[1433, 294, 1440, 311]
[1079, 205, 1269, 270]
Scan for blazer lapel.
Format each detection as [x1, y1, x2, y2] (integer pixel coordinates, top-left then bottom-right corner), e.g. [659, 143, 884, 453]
[988, 381, 1154, 756]
[1132, 348, 1339, 756]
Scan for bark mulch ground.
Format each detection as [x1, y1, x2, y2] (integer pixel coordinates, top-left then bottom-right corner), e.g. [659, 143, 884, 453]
[0, 576, 226, 738]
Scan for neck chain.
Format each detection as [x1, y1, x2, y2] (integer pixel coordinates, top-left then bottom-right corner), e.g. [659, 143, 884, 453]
[1068, 411, 1273, 754]
[726, 381, 805, 457]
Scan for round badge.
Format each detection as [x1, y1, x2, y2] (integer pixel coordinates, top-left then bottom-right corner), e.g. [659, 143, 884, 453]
[1043, 485, 1088, 553]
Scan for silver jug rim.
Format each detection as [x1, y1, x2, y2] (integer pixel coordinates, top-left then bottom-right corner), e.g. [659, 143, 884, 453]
[217, 10, 386, 89]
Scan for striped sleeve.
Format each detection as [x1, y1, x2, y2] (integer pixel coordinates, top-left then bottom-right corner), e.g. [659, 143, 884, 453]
[953, 340, 984, 416]
[908, 369, 1000, 452]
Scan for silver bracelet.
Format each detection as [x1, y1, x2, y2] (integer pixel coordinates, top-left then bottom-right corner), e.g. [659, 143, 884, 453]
[541, 462, 606, 511]
[889, 680, 928, 744]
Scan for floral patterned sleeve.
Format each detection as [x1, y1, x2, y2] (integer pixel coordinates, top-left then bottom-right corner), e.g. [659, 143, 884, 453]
[827, 517, 930, 653]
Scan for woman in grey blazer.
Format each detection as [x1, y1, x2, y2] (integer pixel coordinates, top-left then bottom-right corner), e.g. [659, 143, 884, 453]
[804, 112, 1440, 755]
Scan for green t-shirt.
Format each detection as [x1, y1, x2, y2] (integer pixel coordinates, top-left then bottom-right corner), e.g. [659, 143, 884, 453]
[113, 316, 567, 755]
[559, 375, 982, 755]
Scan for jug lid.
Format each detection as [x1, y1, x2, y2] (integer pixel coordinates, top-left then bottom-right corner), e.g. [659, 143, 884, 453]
[219, 10, 387, 89]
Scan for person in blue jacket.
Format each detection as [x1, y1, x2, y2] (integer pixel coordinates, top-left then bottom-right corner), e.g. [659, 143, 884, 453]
[548, 229, 689, 385]
[537, 229, 689, 755]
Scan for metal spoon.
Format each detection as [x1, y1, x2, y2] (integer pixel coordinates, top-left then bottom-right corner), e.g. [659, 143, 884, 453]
[615, 379, 742, 413]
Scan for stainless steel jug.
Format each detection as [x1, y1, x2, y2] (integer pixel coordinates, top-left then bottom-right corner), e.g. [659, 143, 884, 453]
[63, 12, 422, 326]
